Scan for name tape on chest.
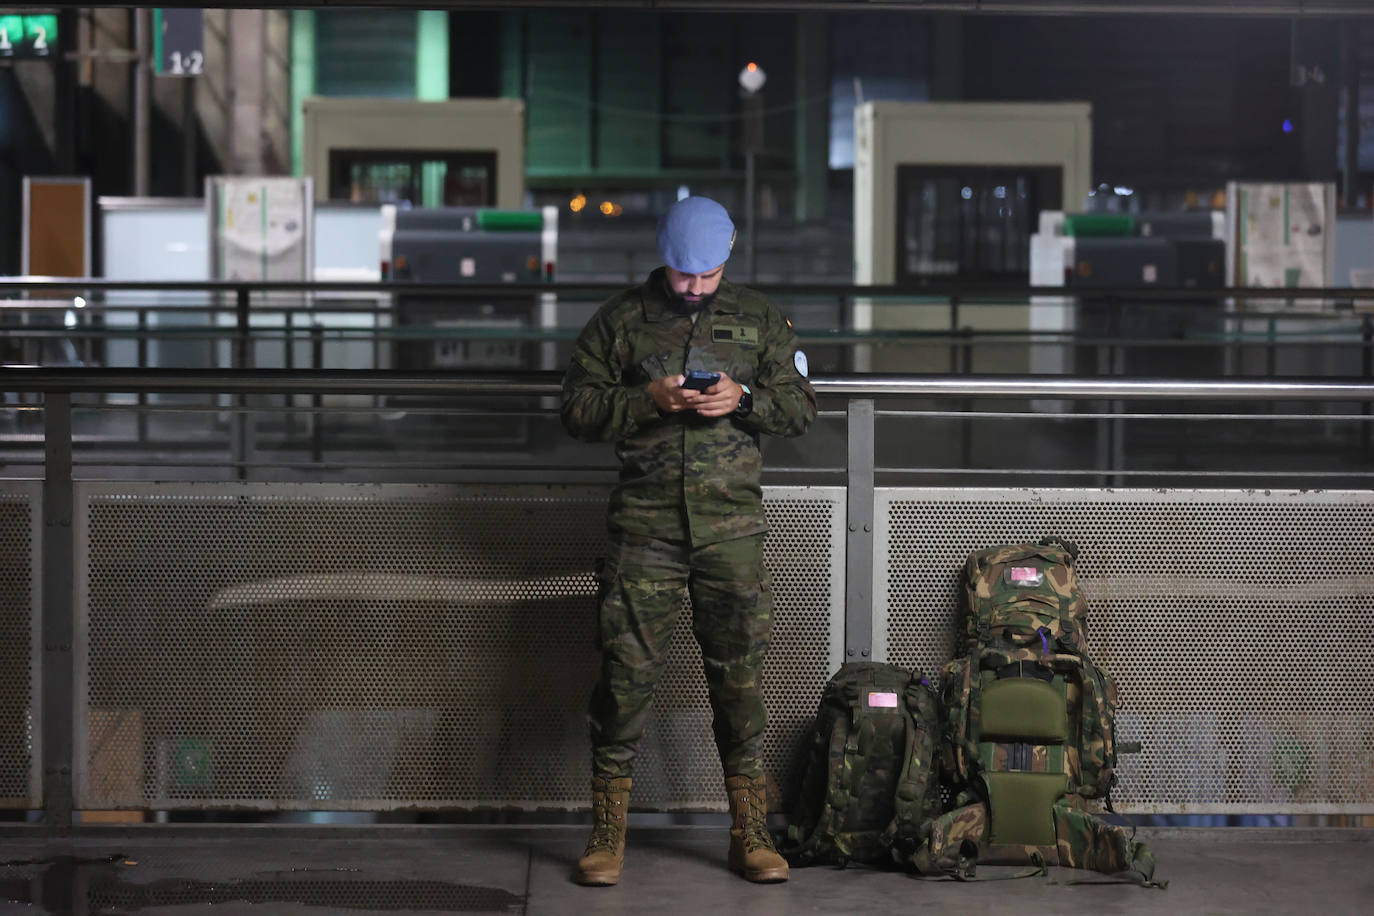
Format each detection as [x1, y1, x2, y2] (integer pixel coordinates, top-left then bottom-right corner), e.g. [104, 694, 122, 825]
[712, 325, 760, 344]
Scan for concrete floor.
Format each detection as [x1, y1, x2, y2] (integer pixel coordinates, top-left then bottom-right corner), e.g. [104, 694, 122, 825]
[0, 825, 1370, 915]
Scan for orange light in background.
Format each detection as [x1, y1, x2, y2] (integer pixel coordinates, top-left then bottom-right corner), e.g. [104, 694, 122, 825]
[570, 194, 587, 213]
[599, 201, 615, 216]
[746, 61, 758, 72]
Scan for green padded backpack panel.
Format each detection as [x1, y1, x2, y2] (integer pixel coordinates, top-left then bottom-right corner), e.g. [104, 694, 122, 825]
[985, 771, 1068, 847]
[978, 675, 1068, 743]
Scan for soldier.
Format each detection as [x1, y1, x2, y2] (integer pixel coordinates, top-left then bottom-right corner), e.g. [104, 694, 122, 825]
[561, 196, 817, 886]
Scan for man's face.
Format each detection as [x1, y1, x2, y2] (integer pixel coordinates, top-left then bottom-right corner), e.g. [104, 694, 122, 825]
[665, 265, 724, 307]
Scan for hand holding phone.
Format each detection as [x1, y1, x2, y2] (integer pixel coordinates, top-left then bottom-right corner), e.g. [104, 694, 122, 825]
[680, 370, 721, 392]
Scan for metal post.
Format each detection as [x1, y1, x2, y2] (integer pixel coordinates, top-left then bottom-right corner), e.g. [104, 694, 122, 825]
[133, 9, 150, 196]
[948, 295, 961, 373]
[1102, 302, 1126, 486]
[41, 392, 74, 827]
[235, 287, 252, 371]
[1111, 342, 1126, 487]
[1342, 21, 1361, 209]
[1094, 310, 1112, 486]
[136, 308, 148, 445]
[960, 324, 974, 469]
[1363, 315, 1372, 453]
[742, 89, 763, 283]
[311, 323, 324, 463]
[1267, 316, 1278, 378]
[284, 310, 296, 441]
[233, 287, 251, 481]
[182, 78, 198, 198]
[744, 149, 756, 283]
[844, 398, 875, 662]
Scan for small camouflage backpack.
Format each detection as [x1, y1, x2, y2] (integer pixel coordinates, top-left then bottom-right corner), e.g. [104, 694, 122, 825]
[782, 662, 943, 869]
[933, 538, 1164, 887]
[957, 536, 1089, 657]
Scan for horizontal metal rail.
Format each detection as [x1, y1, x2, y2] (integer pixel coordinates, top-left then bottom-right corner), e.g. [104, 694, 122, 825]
[4, 277, 1374, 302]
[43, 1, 1374, 18]
[6, 330, 1372, 350]
[813, 376, 1374, 400]
[3, 368, 1373, 401]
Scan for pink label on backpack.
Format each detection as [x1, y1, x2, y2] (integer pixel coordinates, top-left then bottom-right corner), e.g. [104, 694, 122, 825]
[1009, 566, 1043, 585]
[867, 692, 899, 708]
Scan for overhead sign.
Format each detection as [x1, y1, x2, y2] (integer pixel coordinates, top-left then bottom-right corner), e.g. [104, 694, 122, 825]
[153, 8, 204, 76]
[0, 12, 58, 59]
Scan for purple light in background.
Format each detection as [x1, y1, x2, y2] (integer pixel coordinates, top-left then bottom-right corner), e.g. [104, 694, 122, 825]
[1282, 119, 1294, 133]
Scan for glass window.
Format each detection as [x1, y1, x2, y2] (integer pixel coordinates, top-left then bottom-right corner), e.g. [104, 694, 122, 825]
[327, 151, 497, 207]
[896, 165, 1062, 283]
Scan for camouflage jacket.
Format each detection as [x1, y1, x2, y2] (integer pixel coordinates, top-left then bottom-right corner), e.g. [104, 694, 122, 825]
[561, 268, 817, 545]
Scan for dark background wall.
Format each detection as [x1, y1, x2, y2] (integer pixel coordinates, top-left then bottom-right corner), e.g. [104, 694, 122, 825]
[0, 69, 55, 275]
[2, 8, 1371, 274]
[959, 16, 1339, 189]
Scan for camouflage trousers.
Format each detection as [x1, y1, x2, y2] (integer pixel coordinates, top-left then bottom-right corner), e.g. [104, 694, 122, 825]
[589, 530, 772, 781]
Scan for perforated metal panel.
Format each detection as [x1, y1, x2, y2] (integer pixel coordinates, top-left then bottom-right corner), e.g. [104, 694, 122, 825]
[877, 488, 1374, 815]
[75, 483, 842, 811]
[0, 483, 39, 807]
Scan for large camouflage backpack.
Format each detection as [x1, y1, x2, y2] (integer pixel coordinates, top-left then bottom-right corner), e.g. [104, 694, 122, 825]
[781, 662, 943, 869]
[928, 538, 1164, 887]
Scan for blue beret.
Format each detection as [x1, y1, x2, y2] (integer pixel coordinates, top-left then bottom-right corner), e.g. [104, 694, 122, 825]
[657, 197, 736, 274]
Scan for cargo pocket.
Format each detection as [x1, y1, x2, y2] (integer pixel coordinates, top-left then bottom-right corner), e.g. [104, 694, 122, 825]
[592, 555, 617, 651]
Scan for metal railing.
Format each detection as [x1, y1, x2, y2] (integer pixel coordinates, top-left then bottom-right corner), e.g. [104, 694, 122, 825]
[2, 279, 1371, 481]
[1, 366, 1372, 487]
[3, 279, 1373, 361]
[2, 369, 1373, 827]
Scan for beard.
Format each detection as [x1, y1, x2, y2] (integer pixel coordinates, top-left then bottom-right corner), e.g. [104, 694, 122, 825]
[669, 290, 717, 312]
[661, 269, 719, 312]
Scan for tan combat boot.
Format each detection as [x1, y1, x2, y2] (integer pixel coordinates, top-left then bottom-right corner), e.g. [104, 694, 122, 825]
[574, 776, 631, 886]
[725, 774, 789, 883]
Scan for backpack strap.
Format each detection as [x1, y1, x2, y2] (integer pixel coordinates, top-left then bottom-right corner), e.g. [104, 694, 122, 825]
[808, 683, 870, 866]
[883, 675, 936, 857]
[1069, 656, 1119, 799]
[784, 712, 850, 865]
[1050, 799, 1168, 888]
[1037, 535, 1079, 562]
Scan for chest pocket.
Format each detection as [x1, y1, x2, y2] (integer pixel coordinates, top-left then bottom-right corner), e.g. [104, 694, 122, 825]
[619, 337, 676, 384]
[704, 319, 763, 382]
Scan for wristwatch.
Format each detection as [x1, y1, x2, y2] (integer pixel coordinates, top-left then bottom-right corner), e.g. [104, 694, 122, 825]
[734, 383, 753, 417]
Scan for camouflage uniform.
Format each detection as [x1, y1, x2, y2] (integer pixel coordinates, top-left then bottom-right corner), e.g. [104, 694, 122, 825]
[562, 267, 816, 781]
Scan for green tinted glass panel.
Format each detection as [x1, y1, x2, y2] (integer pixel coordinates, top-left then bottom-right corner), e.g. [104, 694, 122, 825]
[0, 13, 57, 57]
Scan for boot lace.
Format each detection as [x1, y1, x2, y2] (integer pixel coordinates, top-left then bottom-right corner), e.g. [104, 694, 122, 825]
[585, 825, 620, 855]
[736, 786, 777, 854]
[585, 791, 624, 855]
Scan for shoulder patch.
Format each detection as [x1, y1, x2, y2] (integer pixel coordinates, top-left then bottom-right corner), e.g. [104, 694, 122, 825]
[794, 349, 809, 377]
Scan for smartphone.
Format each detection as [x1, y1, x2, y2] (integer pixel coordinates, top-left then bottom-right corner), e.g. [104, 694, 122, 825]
[680, 370, 721, 391]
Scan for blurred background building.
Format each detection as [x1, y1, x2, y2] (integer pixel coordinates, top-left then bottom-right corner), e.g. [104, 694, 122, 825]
[2, 5, 1371, 282]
